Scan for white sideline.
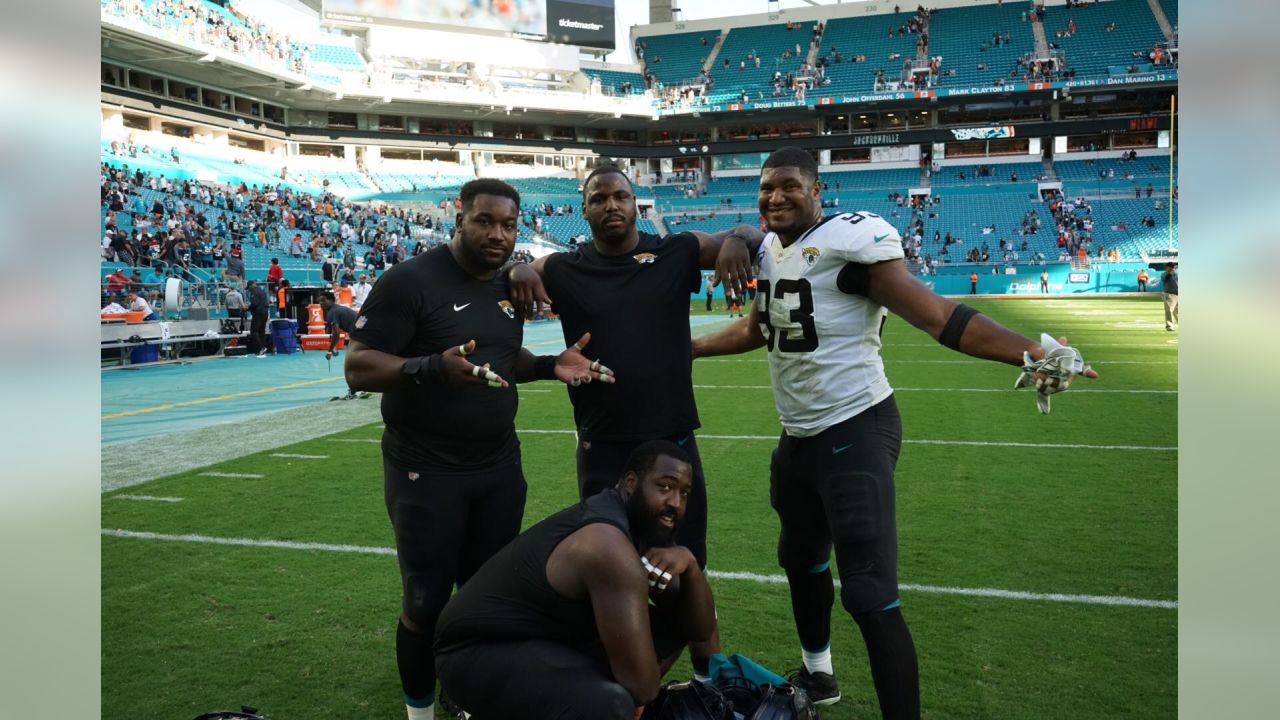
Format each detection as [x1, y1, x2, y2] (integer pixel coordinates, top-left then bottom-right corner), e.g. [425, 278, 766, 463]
[516, 429, 1176, 452]
[199, 471, 265, 478]
[112, 494, 183, 503]
[100, 529, 1176, 610]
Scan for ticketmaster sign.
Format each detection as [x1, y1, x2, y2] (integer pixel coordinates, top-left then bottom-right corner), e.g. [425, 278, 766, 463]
[546, 0, 615, 50]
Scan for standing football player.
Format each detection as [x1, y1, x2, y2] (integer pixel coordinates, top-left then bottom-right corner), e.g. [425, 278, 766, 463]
[692, 147, 1097, 719]
[344, 178, 612, 720]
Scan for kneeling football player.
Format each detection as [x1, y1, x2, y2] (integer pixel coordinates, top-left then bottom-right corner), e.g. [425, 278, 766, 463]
[434, 440, 719, 719]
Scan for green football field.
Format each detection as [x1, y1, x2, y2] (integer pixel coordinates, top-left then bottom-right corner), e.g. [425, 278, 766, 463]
[101, 296, 1177, 719]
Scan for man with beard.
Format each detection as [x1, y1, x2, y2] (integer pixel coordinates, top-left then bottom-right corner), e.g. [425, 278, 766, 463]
[345, 179, 614, 720]
[506, 165, 763, 578]
[434, 440, 718, 720]
[692, 147, 1097, 719]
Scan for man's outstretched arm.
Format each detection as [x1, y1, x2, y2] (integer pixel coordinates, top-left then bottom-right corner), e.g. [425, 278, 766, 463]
[867, 259, 1099, 380]
[691, 297, 767, 359]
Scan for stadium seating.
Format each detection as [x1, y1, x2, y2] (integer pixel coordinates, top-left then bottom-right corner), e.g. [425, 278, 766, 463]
[1049, 0, 1167, 79]
[707, 20, 816, 103]
[309, 43, 364, 68]
[930, 162, 1045, 187]
[813, 12, 922, 96]
[925, 3, 1037, 88]
[582, 68, 648, 96]
[1053, 155, 1175, 186]
[639, 29, 722, 86]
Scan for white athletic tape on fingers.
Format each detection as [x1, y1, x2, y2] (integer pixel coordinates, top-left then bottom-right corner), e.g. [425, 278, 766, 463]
[590, 361, 601, 372]
[572, 343, 583, 352]
[661, 570, 672, 582]
[570, 377, 582, 387]
[471, 365, 483, 377]
[458, 344, 469, 356]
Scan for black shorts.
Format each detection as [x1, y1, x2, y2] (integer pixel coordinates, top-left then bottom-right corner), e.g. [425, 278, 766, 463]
[436, 607, 683, 720]
[576, 432, 707, 568]
[770, 395, 903, 614]
[383, 452, 527, 624]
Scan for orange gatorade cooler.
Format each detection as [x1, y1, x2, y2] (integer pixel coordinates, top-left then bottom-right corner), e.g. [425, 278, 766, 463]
[306, 303, 325, 335]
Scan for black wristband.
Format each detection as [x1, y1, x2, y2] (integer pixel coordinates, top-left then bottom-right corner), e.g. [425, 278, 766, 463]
[401, 354, 443, 384]
[533, 355, 557, 381]
[938, 303, 979, 350]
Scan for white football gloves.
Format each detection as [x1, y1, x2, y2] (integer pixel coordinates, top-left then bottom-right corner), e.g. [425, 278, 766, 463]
[1015, 333, 1090, 414]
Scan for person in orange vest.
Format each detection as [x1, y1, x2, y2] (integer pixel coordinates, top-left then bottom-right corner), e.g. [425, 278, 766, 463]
[970, 271, 978, 294]
[276, 279, 290, 317]
[1137, 268, 1149, 292]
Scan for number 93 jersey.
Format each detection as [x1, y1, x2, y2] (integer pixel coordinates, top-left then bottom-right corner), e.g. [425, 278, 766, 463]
[756, 212, 904, 437]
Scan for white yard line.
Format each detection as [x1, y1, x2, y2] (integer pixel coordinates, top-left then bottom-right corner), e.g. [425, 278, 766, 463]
[101, 529, 1176, 610]
[111, 494, 183, 503]
[691, 385, 1176, 394]
[269, 453, 329, 459]
[699, 359, 1176, 365]
[199, 471, 265, 478]
[515, 429, 1175, 452]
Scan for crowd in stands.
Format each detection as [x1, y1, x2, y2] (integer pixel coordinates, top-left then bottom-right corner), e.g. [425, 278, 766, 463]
[102, 0, 311, 77]
[100, 160, 453, 312]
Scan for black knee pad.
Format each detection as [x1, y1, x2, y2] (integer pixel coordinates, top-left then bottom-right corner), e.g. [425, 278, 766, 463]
[402, 573, 448, 630]
[574, 680, 634, 720]
[839, 569, 894, 617]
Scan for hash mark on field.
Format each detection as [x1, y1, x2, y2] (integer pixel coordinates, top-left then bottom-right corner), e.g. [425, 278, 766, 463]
[112, 494, 183, 503]
[515, 429, 1175, 451]
[269, 453, 329, 459]
[100, 529, 1176, 609]
[199, 471, 265, 478]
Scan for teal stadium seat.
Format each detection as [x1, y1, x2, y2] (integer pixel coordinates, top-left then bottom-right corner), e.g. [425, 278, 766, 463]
[1049, 0, 1167, 80]
[582, 68, 648, 96]
[640, 30, 723, 86]
[925, 4, 1037, 89]
[812, 13, 922, 96]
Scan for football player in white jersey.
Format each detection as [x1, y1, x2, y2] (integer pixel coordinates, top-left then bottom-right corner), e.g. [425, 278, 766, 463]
[692, 147, 1096, 719]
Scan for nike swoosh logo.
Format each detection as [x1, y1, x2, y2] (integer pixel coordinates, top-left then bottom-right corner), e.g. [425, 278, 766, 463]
[832, 444, 852, 455]
[873, 234, 891, 243]
[452, 303, 471, 311]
